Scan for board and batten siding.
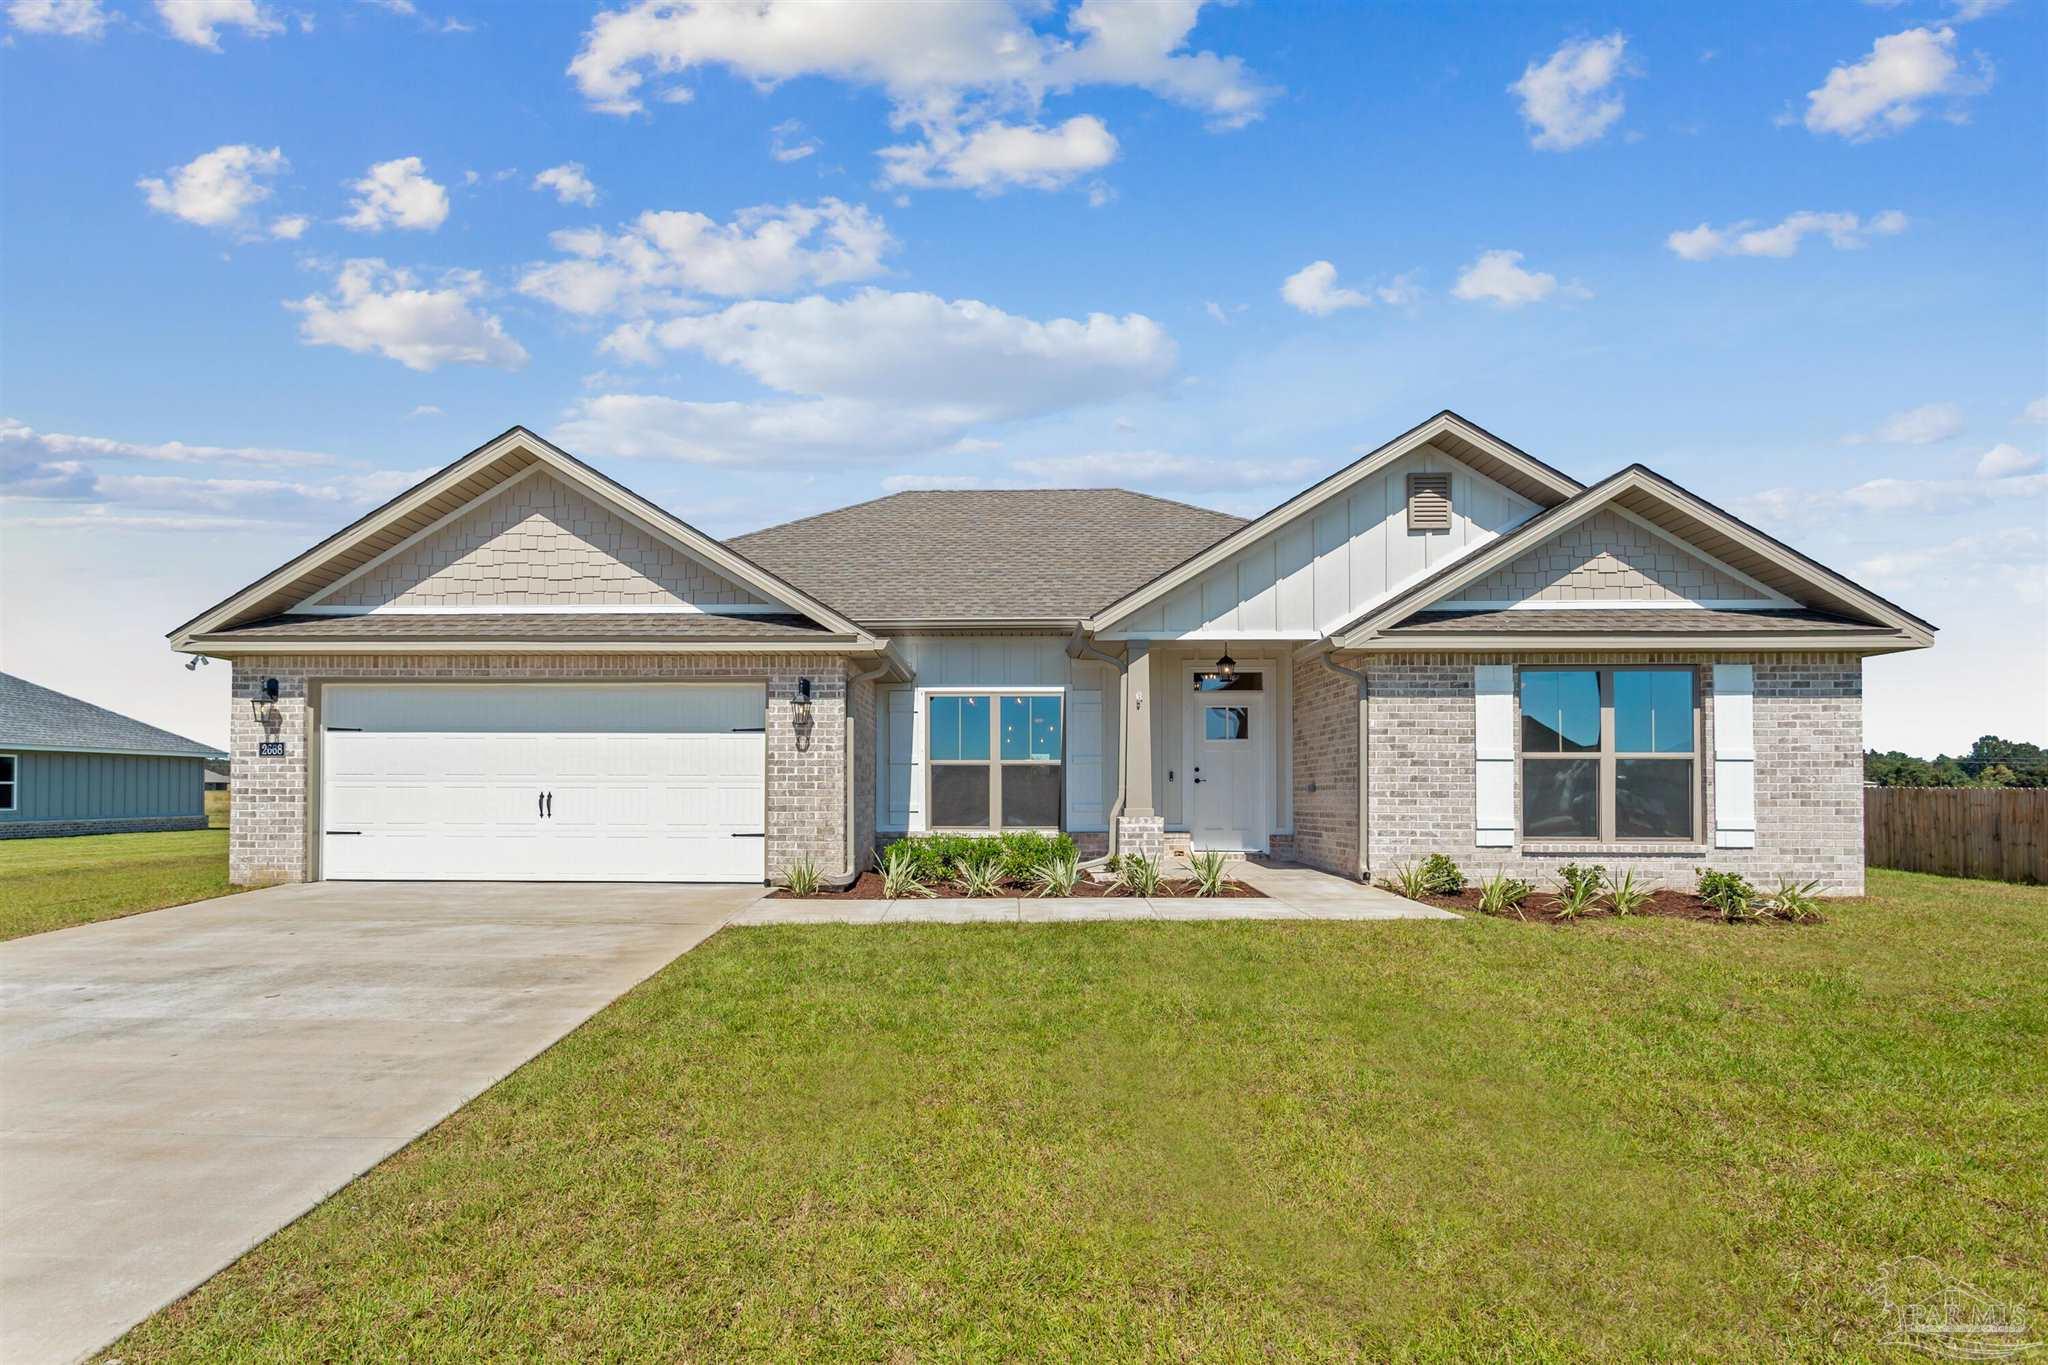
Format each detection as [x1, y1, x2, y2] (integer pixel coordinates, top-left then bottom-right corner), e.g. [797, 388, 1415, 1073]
[0, 751, 206, 825]
[1101, 447, 1540, 640]
[877, 634, 1118, 834]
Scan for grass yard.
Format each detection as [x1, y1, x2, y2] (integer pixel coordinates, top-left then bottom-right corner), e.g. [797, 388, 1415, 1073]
[114, 870, 2045, 1362]
[0, 828, 242, 941]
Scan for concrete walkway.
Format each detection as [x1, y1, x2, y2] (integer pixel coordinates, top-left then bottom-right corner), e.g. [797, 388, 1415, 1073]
[734, 859, 1455, 925]
[0, 880, 756, 1365]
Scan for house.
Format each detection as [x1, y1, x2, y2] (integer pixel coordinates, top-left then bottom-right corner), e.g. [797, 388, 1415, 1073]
[204, 762, 231, 791]
[169, 414, 1933, 894]
[0, 672, 226, 839]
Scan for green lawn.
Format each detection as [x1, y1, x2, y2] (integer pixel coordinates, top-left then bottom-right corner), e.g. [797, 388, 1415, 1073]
[114, 870, 2045, 1362]
[0, 828, 243, 941]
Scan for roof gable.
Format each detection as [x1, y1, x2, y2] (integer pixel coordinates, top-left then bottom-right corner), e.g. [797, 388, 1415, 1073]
[298, 469, 772, 613]
[0, 672, 224, 758]
[172, 427, 872, 647]
[1087, 410, 1584, 632]
[1440, 507, 1789, 609]
[1335, 465, 1936, 648]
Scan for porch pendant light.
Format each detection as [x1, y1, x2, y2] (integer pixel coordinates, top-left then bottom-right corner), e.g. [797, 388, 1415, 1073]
[1211, 652, 1237, 684]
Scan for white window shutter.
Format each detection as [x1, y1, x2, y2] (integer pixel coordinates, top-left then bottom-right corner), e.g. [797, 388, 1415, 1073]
[884, 688, 914, 832]
[1065, 689, 1105, 832]
[905, 690, 927, 834]
[1713, 663, 1756, 848]
[1474, 665, 1516, 846]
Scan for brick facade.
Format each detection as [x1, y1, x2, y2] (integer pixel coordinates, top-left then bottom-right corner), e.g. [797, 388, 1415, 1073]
[1288, 650, 1867, 893]
[1290, 655, 1360, 877]
[228, 654, 850, 886]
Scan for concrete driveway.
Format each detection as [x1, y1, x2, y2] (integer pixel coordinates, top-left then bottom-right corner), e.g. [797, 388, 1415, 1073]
[0, 880, 760, 1364]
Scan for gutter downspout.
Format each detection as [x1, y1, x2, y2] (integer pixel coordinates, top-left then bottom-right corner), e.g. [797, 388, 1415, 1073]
[825, 657, 894, 891]
[1067, 624, 1129, 870]
[1317, 648, 1371, 882]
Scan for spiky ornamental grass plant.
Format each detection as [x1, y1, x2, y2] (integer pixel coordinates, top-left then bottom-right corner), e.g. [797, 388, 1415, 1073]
[1477, 872, 1534, 918]
[1762, 878, 1825, 923]
[877, 844, 934, 899]
[955, 857, 1004, 898]
[778, 856, 824, 898]
[1188, 850, 1231, 897]
[1029, 849, 1081, 898]
[1606, 871, 1653, 917]
[1115, 853, 1166, 897]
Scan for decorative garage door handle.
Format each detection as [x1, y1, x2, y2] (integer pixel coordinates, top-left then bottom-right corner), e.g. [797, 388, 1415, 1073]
[545, 791, 553, 818]
[537, 791, 554, 818]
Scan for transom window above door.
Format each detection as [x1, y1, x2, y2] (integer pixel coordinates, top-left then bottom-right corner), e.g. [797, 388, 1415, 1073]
[1192, 671, 1263, 693]
[928, 692, 1063, 830]
[1520, 667, 1698, 841]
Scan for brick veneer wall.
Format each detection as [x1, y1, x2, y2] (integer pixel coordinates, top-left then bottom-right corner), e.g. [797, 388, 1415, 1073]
[1345, 650, 1866, 893]
[228, 653, 850, 886]
[1290, 656, 1360, 877]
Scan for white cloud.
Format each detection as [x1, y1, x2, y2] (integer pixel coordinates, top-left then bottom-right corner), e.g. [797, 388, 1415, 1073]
[1742, 471, 2048, 521]
[1858, 526, 2043, 604]
[153, 0, 279, 48]
[137, 144, 287, 233]
[1843, 402, 1966, 446]
[532, 162, 599, 206]
[8, 0, 111, 38]
[569, 0, 1272, 122]
[342, 157, 450, 232]
[2022, 397, 2048, 424]
[1804, 26, 1990, 139]
[1280, 260, 1368, 316]
[1278, 261, 1419, 316]
[269, 214, 310, 240]
[1, 416, 336, 468]
[881, 473, 987, 492]
[1949, 0, 2012, 22]
[288, 259, 528, 372]
[562, 288, 1175, 465]
[1008, 450, 1320, 490]
[880, 115, 1117, 192]
[1975, 443, 2043, 478]
[770, 119, 819, 163]
[1509, 33, 1631, 150]
[517, 198, 892, 317]
[405, 404, 444, 419]
[1451, 249, 1585, 307]
[1667, 208, 1908, 260]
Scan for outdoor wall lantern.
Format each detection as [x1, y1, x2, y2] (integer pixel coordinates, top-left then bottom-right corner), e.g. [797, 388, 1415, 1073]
[1200, 652, 1238, 688]
[796, 677, 812, 709]
[250, 677, 281, 728]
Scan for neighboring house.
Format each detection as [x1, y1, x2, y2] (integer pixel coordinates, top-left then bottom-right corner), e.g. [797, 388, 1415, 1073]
[170, 414, 1933, 893]
[204, 762, 232, 791]
[0, 673, 226, 839]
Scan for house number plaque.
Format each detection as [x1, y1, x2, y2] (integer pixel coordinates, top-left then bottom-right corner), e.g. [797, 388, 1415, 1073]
[258, 741, 286, 757]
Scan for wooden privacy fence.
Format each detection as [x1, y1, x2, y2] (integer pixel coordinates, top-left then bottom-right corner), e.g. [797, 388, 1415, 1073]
[1864, 787, 2048, 883]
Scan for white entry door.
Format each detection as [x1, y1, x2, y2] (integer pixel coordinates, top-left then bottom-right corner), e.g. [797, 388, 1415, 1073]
[320, 683, 766, 883]
[1188, 670, 1269, 853]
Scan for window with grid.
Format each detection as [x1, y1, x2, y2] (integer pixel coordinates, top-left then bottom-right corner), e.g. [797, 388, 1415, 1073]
[927, 693, 1063, 829]
[1519, 668, 1698, 841]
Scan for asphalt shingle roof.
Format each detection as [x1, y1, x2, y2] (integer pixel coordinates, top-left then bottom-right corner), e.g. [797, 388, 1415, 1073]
[728, 490, 1247, 624]
[0, 672, 225, 758]
[1381, 608, 1888, 635]
[201, 612, 841, 642]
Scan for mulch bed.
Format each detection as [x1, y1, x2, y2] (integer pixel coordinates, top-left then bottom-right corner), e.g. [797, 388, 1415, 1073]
[770, 872, 1265, 900]
[1406, 886, 1823, 925]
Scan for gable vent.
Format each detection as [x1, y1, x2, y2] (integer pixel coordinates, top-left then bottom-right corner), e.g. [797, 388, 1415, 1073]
[1407, 473, 1452, 532]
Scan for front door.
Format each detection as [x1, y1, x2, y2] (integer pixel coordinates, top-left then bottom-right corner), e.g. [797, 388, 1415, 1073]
[1189, 669, 1268, 853]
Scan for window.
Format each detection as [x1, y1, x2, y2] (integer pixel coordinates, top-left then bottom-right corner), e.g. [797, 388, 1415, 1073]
[927, 693, 1062, 829]
[1519, 668, 1697, 841]
[1204, 706, 1250, 741]
[0, 754, 13, 812]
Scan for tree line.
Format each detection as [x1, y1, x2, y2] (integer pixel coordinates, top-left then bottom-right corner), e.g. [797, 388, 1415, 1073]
[1865, 735, 2048, 788]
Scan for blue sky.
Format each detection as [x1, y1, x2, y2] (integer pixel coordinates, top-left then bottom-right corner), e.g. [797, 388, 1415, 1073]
[3, 0, 2043, 752]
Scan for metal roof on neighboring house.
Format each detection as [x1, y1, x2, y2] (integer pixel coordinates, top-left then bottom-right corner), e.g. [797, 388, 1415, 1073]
[728, 489, 1248, 624]
[0, 672, 225, 758]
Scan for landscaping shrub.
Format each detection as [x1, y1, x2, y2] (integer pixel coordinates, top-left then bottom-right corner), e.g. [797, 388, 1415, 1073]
[884, 832, 1077, 884]
[1696, 868, 1759, 921]
[1416, 852, 1466, 895]
[1606, 870, 1653, 916]
[1556, 862, 1608, 900]
[1111, 853, 1166, 897]
[1189, 850, 1231, 897]
[877, 843, 934, 898]
[1476, 872, 1534, 916]
[1029, 849, 1082, 898]
[1761, 877, 1824, 922]
[777, 855, 824, 897]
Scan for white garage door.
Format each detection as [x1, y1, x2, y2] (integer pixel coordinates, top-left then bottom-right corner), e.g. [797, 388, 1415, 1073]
[320, 683, 766, 883]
